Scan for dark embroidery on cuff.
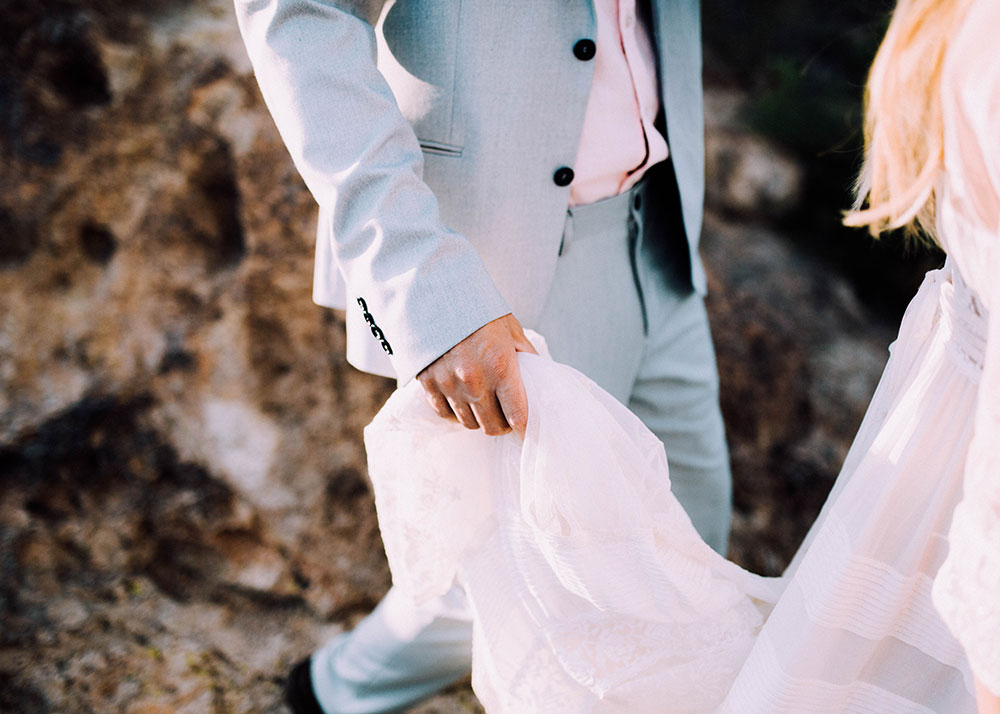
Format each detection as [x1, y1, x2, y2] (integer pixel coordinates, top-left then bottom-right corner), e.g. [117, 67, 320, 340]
[357, 297, 393, 355]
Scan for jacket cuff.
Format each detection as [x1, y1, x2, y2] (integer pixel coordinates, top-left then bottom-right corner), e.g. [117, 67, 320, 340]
[349, 256, 512, 385]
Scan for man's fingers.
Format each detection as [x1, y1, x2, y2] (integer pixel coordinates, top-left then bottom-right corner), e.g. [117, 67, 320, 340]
[470, 395, 512, 436]
[422, 385, 457, 421]
[494, 364, 529, 437]
[449, 398, 480, 430]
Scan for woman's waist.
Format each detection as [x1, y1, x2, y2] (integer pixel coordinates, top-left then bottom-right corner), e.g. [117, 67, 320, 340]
[934, 260, 988, 377]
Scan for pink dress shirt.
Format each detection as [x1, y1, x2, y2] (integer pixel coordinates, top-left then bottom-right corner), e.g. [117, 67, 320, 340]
[570, 0, 669, 206]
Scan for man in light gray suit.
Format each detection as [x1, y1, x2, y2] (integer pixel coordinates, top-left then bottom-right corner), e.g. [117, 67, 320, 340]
[235, 0, 730, 711]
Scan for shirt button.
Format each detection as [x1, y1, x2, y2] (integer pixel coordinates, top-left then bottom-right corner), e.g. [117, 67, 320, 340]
[553, 167, 575, 187]
[573, 39, 596, 61]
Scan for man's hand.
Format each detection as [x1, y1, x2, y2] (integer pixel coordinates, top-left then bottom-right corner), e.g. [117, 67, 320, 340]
[417, 314, 537, 437]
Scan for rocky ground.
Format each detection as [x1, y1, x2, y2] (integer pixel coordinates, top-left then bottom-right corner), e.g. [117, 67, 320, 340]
[0, 2, 922, 712]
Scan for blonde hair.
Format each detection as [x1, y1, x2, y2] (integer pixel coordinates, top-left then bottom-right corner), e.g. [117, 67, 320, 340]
[844, 0, 974, 240]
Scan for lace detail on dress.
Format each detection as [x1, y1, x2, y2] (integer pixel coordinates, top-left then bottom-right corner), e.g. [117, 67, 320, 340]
[933, 496, 1000, 695]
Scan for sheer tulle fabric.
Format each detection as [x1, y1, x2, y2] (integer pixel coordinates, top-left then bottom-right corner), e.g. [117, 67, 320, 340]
[719, 267, 983, 713]
[367, 339, 781, 713]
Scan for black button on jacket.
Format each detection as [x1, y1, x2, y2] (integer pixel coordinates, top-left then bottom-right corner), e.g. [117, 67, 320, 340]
[553, 167, 575, 187]
[573, 39, 596, 61]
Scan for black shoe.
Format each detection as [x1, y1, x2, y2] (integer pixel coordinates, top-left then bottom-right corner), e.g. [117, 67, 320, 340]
[285, 657, 326, 714]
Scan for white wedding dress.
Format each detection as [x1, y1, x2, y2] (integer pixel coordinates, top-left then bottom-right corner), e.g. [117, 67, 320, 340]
[363, 2, 1000, 711]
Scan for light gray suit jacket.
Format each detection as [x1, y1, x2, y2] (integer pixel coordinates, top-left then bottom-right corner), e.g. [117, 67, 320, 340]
[235, 0, 704, 382]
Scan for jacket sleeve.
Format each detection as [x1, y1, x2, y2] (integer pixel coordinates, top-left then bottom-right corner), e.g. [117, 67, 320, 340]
[234, 0, 511, 383]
